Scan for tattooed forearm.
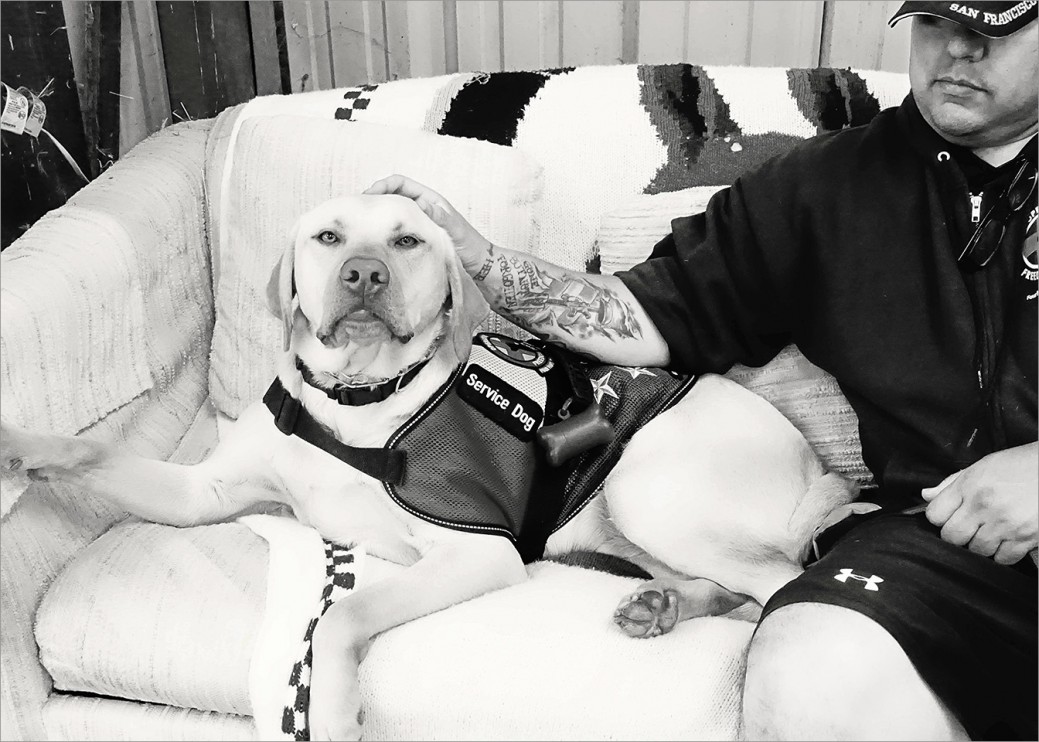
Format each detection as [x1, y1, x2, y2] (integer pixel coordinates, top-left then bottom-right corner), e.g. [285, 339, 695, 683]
[472, 243, 496, 282]
[498, 255, 517, 307]
[473, 257, 493, 282]
[495, 257, 643, 341]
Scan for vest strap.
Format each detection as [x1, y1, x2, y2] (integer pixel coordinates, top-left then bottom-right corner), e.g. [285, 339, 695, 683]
[263, 378, 407, 485]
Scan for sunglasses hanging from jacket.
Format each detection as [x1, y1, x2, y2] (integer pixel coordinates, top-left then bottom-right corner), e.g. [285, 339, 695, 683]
[959, 158, 1038, 270]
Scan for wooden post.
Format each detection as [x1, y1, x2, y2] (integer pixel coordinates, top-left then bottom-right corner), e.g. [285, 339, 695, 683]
[122, 0, 173, 154]
[443, 0, 459, 74]
[621, 0, 639, 65]
[155, 1, 256, 120]
[249, 1, 283, 96]
[818, 0, 836, 67]
[96, 0, 122, 171]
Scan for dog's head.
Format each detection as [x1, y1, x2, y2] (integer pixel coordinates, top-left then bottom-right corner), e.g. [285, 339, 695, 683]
[267, 194, 488, 367]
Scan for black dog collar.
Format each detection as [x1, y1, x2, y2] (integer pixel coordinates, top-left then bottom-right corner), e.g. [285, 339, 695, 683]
[297, 356, 430, 407]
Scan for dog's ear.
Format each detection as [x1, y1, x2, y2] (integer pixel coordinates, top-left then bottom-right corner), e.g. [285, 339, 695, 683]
[446, 250, 489, 362]
[266, 221, 299, 352]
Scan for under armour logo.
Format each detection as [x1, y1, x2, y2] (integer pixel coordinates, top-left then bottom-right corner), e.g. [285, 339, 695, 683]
[834, 568, 884, 591]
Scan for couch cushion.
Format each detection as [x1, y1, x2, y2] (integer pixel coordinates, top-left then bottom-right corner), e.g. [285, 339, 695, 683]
[41, 695, 256, 742]
[204, 113, 544, 418]
[357, 561, 754, 741]
[596, 187, 726, 274]
[37, 520, 755, 739]
[36, 521, 266, 716]
[598, 188, 873, 486]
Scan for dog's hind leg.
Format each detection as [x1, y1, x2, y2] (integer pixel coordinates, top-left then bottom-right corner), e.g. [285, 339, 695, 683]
[614, 576, 760, 637]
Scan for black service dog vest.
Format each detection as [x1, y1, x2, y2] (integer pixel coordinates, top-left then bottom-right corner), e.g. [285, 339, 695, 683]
[383, 333, 696, 562]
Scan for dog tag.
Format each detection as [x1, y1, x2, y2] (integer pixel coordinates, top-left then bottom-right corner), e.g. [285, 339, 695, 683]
[536, 402, 615, 466]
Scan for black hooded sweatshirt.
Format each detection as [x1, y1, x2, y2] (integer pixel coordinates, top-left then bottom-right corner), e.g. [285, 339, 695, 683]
[617, 94, 1038, 503]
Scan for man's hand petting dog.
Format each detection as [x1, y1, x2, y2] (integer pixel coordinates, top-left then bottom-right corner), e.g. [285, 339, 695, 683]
[922, 441, 1039, 565]
[364, 175, 491, 274]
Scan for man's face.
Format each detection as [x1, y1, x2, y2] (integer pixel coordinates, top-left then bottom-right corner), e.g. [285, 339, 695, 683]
[909, 16, 1038, 148]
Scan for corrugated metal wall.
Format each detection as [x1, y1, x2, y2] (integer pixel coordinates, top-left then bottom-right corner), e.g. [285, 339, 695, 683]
[68, 0, 911, 156]
[277, 0, 910, 90]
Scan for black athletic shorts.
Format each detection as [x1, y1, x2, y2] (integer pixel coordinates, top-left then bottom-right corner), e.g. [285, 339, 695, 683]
[761, 511, 1038, 741]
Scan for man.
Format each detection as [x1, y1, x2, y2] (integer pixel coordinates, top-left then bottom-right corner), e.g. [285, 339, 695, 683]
[366, 2, 1038, 738]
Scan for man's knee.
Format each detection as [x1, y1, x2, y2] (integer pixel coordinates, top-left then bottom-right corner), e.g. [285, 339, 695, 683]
[742, 603, 967, 741]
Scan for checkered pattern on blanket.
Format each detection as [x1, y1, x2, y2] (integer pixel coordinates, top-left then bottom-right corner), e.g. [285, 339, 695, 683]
[281, 540, 359, 741]
[328, 65, 903, 189]
[334, 84, 378, 121]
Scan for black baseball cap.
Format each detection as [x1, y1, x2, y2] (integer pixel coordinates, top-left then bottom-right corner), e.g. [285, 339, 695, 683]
[889, 1, 1038, 37]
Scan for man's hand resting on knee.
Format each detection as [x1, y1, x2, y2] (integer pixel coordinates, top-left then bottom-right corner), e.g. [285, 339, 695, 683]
[922, 442, 1038, 565]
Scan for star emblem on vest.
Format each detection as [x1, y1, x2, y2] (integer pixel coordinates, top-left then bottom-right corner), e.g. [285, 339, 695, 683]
[590, 373, 619, 404]
[623, 367, 656, 380]
[834, 568, 884, 591]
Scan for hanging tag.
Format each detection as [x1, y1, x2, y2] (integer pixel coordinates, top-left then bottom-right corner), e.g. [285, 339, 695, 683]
[19, 87, 45, 138]
[536, 402, 615, 466]
[1, 83, 29, 134]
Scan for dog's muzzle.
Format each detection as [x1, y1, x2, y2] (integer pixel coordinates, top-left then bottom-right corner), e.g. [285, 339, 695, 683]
[316, 257, 416, 346]
[341, 257, 389, 298]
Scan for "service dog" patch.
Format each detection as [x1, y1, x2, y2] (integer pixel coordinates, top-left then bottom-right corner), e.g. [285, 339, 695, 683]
[457, 363, 544, 441]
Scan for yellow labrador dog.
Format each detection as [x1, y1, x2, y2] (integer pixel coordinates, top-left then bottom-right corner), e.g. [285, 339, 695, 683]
[1, 194, 855, 740]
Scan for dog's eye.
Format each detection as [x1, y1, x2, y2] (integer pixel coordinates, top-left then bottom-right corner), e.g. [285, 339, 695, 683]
[395, 235, 420, 248]
[317, 230, 339, 245]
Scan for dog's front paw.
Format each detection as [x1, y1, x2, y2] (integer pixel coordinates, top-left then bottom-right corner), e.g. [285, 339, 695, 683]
[308, 698, 362, 742]
[613, 585, 680, 638]
[309, 627, 365, 740]
[308, 657, 363, 741]
[0, 420, 41, 476]
[0, 420, 100, 480]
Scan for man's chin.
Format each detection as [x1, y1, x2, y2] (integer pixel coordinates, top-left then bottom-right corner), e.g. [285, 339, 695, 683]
[922, 96, 990, 144]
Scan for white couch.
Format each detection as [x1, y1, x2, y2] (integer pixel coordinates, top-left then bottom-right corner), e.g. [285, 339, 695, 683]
[0, 63, 908, 741]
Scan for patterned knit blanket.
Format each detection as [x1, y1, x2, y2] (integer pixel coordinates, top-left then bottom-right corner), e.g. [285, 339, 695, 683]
[240, 514, 367, 741]
[215, 64, 908, 277]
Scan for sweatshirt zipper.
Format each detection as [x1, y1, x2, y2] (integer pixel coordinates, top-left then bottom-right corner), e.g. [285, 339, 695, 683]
[963, 189, 1001, 454]
[969, 192, 983, 223]
[968, 191, 988, 390]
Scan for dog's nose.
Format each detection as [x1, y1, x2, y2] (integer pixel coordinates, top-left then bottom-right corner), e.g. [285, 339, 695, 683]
[340, 257, 389, 294]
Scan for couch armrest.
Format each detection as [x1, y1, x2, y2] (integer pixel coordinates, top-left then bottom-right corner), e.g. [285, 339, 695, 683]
[1, 119, 215, 516]
[0, 120, 217, 740]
